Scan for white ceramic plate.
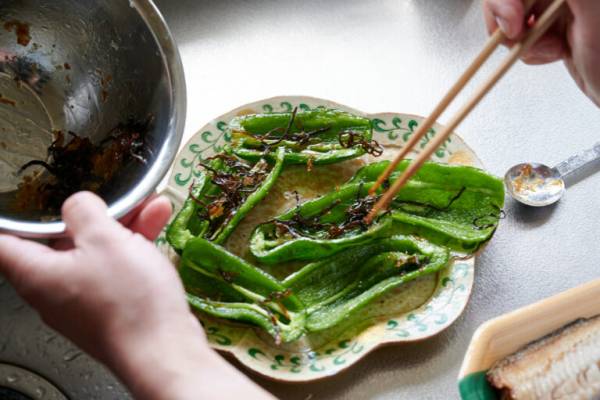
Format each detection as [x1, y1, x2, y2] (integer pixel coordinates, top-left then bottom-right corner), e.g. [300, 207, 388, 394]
[157, 96, 484, 382]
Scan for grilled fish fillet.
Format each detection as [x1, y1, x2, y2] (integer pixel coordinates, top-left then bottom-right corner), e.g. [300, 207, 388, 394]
[487, 315, 600, 400]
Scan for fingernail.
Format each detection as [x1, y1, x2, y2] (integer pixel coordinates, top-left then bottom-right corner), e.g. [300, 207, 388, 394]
[496, 16, 510, 36]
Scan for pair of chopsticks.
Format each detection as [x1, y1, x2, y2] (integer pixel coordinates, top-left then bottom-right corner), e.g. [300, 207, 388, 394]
[365, 0, 567, 223]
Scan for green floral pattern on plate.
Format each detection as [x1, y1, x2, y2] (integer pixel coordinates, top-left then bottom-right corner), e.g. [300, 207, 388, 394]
[158, 96, 480, 382]
[247, 340, 365, 374]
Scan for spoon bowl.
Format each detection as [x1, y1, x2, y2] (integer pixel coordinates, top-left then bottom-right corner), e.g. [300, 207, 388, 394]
[504, 162, 565, 207]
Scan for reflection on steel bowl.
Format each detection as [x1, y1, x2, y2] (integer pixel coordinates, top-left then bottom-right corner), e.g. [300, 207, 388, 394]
[0, 0, 186, 237]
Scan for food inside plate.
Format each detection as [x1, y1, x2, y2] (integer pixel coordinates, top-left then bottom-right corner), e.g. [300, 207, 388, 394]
[166, 107, 505, 344]
[487, 315, 600, 400]
[167, 147, 285, 251]
[250, 159, 505, 264]
[229, 108, 382, 165]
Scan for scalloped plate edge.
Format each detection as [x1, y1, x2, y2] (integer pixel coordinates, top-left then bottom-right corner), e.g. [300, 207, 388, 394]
[160, 95, 485, 382]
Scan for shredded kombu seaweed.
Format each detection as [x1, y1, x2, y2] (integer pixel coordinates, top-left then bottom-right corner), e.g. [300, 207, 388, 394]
[241, 107, 381, 158]
[272, 185, 504, 241]
[338, 130, 384, 157]
[247, 108, 329, 153]
[272, 185, 386, 240]
[189, 154, 270, 236]
[15, 118, 152, 214]
[233, 107, 385, 238]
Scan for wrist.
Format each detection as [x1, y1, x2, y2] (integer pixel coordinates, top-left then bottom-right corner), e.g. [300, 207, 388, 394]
[105, 313, 212, 399]
[101, 312, 274, 400]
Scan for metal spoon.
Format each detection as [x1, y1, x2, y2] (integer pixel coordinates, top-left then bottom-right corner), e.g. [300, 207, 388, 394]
[505, 142, 600, 207]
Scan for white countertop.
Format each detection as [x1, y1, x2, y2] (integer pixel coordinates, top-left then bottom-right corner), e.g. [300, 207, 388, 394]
[1, 1, 598, 399]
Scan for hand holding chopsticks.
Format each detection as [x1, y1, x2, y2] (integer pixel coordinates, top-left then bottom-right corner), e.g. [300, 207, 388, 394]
[365, 0, 567, 224]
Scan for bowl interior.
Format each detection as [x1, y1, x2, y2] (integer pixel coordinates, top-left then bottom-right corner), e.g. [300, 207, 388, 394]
[0, 0, 182, 228]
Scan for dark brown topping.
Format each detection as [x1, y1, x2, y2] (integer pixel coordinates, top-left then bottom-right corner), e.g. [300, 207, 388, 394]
[15, 119, 152, 213]
[217, 269, 239, 284]
[191, 154, 270, 237]
[272, 186, 383, 240]
[338, 130, 384, 157]
[4, 20, 31, 47]
[243, 107, 331, 154]
[0, 93, 16, 107]
[395, 255, 422, 268]
[261, 289, 293, 321]
[263, 289, 293, 303]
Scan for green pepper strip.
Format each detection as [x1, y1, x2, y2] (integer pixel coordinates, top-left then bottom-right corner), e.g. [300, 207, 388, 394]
[166, 147, 285, 252]
[180, 236, 447, 340]
[186, 295, 305, 343]
[250, 190, 396, 263]
[181, 238, 306, 343]
[229, 108, 373, 165]
[250, 160, 504, 263]
[182, 237, 303, 311]
[283, 235, 450, 332]
[368, 160, 505, 252]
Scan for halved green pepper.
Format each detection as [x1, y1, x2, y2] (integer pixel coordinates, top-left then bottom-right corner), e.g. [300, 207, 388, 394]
[180, 235, 449, 339]
[283, 235, 450, 332]
[250, 185, 396, 263]
[181, 237, 306, 343]
[167, 147, 285, 252]
[229, 108, 377, 165]
[357, 160, 505, 252]
[250, 160, 505, 263]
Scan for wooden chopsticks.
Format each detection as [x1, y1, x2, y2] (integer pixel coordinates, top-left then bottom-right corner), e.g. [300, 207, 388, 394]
[365, 0, 567, 224]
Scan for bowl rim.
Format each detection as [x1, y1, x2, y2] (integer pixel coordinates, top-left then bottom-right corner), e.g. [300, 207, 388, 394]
[0, 0, 187, 238]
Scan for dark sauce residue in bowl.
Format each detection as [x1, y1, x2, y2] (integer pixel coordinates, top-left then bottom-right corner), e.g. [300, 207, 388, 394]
[14, 118, 152, 215]
[3, 20, 31, 47]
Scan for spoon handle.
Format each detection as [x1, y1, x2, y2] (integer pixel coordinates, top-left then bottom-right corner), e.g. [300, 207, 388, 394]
[554, 142, 600, 178]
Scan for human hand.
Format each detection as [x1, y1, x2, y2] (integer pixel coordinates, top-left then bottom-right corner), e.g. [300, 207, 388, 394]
[483, 0, 600, 107]
[0, 192, 273, 400]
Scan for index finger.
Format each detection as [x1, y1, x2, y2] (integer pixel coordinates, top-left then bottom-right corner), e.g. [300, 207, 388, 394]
[61, 192, 129, 244]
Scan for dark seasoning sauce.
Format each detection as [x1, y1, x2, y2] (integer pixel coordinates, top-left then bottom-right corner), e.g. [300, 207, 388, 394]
[3, 20, 31, 47]
[0, 94, 16, 107]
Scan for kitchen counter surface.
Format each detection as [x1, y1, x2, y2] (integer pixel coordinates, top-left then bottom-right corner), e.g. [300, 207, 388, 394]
[1, 1, 599, 399]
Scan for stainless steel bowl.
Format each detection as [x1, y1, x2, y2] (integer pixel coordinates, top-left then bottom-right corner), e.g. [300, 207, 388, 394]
[0, 0, 186, 237]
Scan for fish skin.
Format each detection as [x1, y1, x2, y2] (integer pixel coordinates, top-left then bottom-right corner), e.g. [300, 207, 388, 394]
[487, 315, 600, 400]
